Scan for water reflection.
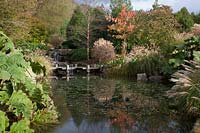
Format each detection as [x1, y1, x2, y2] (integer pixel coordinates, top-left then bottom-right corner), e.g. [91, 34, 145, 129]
[50, 76, 192, 133]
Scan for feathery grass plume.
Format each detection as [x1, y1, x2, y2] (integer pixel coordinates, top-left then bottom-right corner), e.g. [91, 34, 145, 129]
[167, 59, 200, 116]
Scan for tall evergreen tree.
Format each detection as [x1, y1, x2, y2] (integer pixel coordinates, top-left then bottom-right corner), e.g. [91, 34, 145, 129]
[175, 7, 194, 31]
[152, 0, 159, 9]
[65, 5, 109, 49]
[191, 12, 200, 24]
[66, 6, 87, 49]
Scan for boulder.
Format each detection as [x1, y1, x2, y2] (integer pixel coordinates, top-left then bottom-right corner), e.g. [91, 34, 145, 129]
[137, 73, 147, 82]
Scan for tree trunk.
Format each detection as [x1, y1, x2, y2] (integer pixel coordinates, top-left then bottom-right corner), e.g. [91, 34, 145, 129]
[86, 10, 90, 61]
[121, 41, 127, 58]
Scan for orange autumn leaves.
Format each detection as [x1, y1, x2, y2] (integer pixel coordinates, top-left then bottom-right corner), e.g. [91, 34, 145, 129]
[107, 5, 136, 40]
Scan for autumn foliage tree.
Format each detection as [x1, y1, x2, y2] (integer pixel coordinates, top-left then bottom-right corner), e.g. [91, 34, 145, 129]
[128, 6, 179, 55]
[107, 5, 136, 57]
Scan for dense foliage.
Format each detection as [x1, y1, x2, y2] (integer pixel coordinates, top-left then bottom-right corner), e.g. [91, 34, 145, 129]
[128, 6, 178, 53]
[175, 7, 194, 32]
[110, 0, 132, 17]
[68, 48, 87, 61]
[35, 0, 76, 35]
[0, 32, 58, 132]
[0, 0, 48, 42]
[0, 0, 76, 45]
[169, 36, 200, 69]
[66, 6, 87, 49]
[65, 6, 109, 50]
[191, 12, 200, 24]
[108, 5, 135, 56]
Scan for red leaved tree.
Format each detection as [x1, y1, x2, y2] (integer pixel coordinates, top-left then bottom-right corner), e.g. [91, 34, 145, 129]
[107, 5, 136, 57]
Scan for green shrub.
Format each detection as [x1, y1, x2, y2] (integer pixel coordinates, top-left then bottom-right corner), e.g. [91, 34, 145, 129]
[168, 36, 200, 70]
[69, 48, 87, 61]
[16, 41, 48, 54]
[61, 40, 78, 49]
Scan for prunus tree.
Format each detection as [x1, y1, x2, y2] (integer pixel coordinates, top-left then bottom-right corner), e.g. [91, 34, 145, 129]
[110, 0, 132, 17]
[108, 5, 136, 57]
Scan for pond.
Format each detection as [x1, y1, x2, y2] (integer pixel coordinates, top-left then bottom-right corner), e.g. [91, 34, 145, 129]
[49, 75, 194, 133]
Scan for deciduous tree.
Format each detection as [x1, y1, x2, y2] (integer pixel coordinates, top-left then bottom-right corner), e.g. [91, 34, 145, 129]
[108, 5, 136, 57]
[128, 6, 179, 55]
[110, 0, 132, 17]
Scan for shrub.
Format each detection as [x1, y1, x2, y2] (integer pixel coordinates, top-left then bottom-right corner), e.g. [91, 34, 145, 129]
[61, 40, 79, 49]
[169, 36, 200, 69]
[16, 41, 48, 54]
[69, 48, 87, 61]
[92, 38, 115, 64]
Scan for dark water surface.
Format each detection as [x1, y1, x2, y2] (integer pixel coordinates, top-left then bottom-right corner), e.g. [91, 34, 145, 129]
[49, 76, 193, 133]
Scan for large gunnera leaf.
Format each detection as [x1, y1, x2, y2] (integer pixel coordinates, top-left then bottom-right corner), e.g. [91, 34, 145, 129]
[0, 90, 9, 104]
[10, 119, 34, 133]
[0, 70, 11, 80]
[8, 90, 33, 118]
[0, 111, 9, 132]
[0, 31, 14, 53]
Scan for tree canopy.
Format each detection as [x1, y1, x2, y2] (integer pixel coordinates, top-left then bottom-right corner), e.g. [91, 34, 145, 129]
[110, 0, 132, 17]
[175, 7, 194, 31]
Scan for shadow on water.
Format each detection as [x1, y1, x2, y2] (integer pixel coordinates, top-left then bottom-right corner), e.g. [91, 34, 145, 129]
[49, 75, 194, 133]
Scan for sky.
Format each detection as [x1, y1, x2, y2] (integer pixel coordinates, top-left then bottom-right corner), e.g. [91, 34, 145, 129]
[131, 0, 200, 13]
[76, 0, 200, 13]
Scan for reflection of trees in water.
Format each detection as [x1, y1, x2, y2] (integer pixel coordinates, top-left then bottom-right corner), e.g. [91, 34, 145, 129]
[129, 92, 159, 109]
[50, 78, 191, 132]
[92, 79, 116, 102]
[50, 80, 72, 123]
[107, 110, 135, 133]
[77, 119, 109, 133]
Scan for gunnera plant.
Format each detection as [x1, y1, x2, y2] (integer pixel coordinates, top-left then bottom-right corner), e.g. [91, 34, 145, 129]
[92, 38, 115, 64]
[167, 55, 200, 116]
[0, 31, 58, 132]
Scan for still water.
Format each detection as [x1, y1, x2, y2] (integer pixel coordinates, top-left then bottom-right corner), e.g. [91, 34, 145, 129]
[49, 76, 193, 133]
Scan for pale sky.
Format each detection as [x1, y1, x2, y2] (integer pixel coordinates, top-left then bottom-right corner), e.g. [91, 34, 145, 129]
[131, 0, 200, 13]
[76, 0, 200, 13]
